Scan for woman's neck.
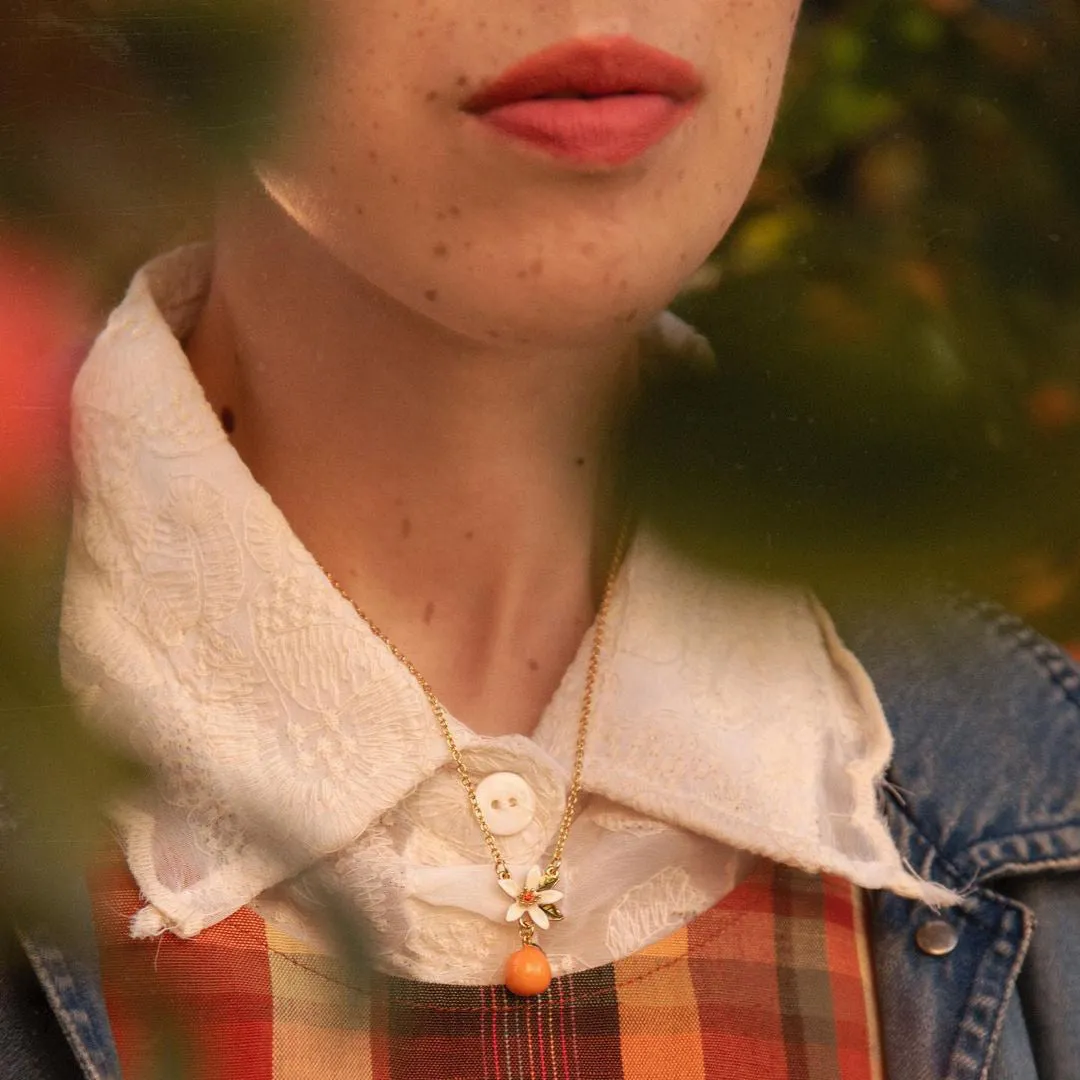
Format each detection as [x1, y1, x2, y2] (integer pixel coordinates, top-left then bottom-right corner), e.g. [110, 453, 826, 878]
[186, 189, 638, 737]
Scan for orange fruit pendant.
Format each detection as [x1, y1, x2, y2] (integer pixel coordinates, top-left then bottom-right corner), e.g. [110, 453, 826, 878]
[504, 944, 552, 997]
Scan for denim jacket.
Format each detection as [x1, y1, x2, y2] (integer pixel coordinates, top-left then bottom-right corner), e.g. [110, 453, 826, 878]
[6, 593, 1080, 1080]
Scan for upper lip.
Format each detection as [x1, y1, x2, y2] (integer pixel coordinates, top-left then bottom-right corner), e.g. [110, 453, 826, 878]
[463, 36, 703, 114]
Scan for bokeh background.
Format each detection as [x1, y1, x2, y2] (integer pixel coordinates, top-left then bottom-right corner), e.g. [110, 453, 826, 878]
[1, 0, 1079, 914]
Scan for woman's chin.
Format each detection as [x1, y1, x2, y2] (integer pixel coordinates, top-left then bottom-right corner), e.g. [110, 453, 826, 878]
[465, 301, 663, 350]
[433, 276, 689, 350]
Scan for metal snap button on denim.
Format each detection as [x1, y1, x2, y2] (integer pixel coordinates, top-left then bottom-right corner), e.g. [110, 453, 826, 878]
[916, 919, 959, 957]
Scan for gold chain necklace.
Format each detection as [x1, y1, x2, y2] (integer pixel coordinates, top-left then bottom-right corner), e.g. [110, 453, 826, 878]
[319, 522, 629, 997]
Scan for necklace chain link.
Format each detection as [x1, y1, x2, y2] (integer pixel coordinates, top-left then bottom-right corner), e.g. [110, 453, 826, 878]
[319, 522, 630, 886]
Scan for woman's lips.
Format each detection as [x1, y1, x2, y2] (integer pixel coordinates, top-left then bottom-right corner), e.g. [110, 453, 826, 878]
[463, 36, 703, 167]
[475, 95, 690, 168]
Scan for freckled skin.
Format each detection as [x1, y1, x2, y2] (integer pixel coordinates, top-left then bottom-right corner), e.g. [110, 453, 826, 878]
[255, 0, 802, 349]
[179, 6, 810, 750]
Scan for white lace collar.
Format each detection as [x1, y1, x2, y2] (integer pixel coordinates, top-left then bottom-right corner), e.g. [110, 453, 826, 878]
[60, 246, 956, 940]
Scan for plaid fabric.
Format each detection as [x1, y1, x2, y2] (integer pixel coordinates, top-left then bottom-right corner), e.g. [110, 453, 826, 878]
[89, 858, 882, 1080]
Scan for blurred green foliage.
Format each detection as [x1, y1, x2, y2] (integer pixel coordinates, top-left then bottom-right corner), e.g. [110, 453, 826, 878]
[635, 0, 1080, 639]
[0, 0, 299, 285]
[0, 0, 301, 928]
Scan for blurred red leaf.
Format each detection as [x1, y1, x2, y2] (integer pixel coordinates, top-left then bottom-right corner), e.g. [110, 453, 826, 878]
[0, 231, 88, 523]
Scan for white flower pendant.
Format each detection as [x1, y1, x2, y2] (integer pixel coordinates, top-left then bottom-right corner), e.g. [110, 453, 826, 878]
[499, 865, 565, 931]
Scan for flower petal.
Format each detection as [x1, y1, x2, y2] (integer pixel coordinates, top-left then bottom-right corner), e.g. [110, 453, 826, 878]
[506, 903, 525, 922]
[536, 890, 564, 904]
[530, 906, 550, 930]
[498, 878, 519, 898]
[525, 866, 543, 891]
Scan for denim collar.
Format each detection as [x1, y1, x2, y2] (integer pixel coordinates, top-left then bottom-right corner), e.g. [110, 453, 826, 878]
[836, 592, 1080, 888]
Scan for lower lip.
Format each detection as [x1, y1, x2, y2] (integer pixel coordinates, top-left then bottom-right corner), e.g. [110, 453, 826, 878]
[473, 94, 694, 167]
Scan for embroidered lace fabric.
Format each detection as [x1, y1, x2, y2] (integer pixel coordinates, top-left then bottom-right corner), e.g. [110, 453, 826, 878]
[60, 246, 957, 984]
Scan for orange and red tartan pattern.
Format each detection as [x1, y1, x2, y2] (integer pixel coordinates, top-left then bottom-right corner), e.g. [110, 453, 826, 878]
[89, 858, 882, 1080]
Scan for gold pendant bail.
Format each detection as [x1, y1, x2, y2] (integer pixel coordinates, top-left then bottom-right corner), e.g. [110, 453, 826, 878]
[518, 916, 536, 948]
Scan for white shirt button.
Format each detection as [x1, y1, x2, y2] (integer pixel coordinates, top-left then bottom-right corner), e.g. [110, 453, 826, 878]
[475, 772, 537, 836]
